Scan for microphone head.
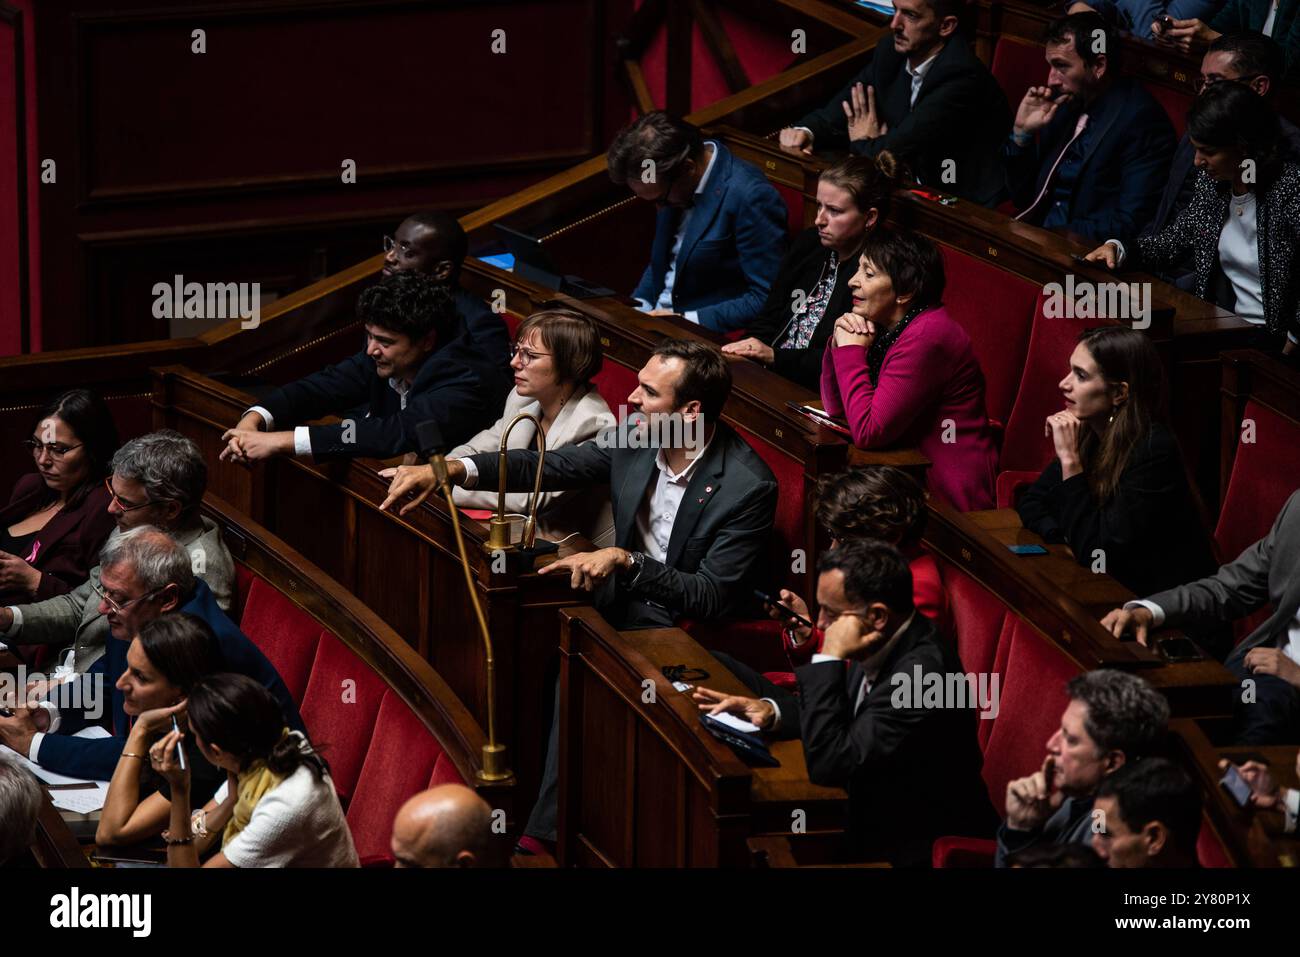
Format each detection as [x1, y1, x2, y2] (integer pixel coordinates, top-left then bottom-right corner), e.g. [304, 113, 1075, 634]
[416, 419, 446, 459]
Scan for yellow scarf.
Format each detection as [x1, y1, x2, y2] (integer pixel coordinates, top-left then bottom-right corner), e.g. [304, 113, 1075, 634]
[223, 728, 291, 846]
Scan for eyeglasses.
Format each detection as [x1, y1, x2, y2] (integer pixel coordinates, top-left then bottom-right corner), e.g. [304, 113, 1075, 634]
[1194, 72, 1261, 93]
[24, 438, 82, 459]
[510, 343, 552, 366]
[103, 477, 171, 513]
[91, 578, 166, 615]
[382, 235, 419, 260]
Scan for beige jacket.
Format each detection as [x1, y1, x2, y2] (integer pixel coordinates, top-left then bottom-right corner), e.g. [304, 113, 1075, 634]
[450, 386, 616, 547]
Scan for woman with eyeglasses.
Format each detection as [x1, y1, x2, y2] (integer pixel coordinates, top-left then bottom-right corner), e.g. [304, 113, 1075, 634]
[1085, 81, 1300, 356]
[382, 308, 617, 546]
[0, 390, 119, 604]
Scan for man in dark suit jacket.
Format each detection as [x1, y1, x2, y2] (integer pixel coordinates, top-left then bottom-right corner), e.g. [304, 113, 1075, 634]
[0, 527, 302, 781]
[220, 271, 510, 463]
[695, 540, 997, 867]
[380, 210, 511, 359]
[781, 0, 1011, 206]
[1143, 32, 1300, 258]
[608, 112, 787, 333]
[1103, 488, 1300, 744]
[1005, 13, 1175, 241]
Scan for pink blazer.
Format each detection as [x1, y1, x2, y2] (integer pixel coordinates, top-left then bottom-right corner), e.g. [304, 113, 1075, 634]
[820, 306, 997, 511]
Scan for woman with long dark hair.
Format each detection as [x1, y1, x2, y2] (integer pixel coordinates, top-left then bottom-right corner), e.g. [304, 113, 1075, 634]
[0, 389, 119, 603]
[1085, 80, 1300, 356]
[819, 229, 999, 511]
[724, 154, 896, 390]
[154, 673, 357, 868]
[1017, 326, 1218, 597]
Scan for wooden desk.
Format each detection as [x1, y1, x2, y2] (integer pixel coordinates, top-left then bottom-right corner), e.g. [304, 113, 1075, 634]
[556, 607, 845, 867]
[1171, 718, 1300, 867]
[152, 365, 590, 806]
[924, 502, 1238, 716]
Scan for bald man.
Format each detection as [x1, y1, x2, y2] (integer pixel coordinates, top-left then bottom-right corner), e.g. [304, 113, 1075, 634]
[390, 784, 500, 868]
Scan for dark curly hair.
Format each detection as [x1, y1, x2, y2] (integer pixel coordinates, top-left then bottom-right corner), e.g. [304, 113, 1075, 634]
[815, 466, 927, 549]
[357, 271, 458, 344]
[1066, 670, 1169, 761]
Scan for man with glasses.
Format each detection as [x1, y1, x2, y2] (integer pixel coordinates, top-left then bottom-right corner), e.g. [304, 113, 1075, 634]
[380, 210, 510, 359]
[1143, 32, 1300, 247]
[606, 111, 786, 333]
[221, 270, 510, 463]
[0, 527, 302, 781]
[693, 540, 997, 866]
[0, 430, 233, 673]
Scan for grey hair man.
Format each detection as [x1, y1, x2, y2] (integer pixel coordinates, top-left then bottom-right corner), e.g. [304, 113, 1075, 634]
[0, 430, 234, 670]
[0, 750, 42, 865]
[996, 669, 1170, 866]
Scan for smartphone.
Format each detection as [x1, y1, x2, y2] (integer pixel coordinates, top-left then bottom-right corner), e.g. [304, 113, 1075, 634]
[1156, 636, 1205, 662]
[1158, 14, 1174, 30]
[753, 588, 814, 629]
[1219, 764, 1252, 807]
[1007, 544, 1049, 556]
[171, 715, 188, 772]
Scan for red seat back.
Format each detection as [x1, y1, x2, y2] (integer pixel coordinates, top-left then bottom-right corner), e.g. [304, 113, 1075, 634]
[773, 182, 807, 236]
[1143, 81, 1192, 140]
[980, 622, 1079, 816]
[1196, 816, 1233, 867]
[299, 632, 389, 804]
[991, 36, 1044, 116]
[237, 575, 323, 703]
[733, 427, 807, 593]
[345, 690, 464, 863]
[592, 358, 639, 421]
[940, 245, 1040, 428]
[232, 563, 257, 626]
[944, 564, 1010, 680]
[999, 298, 1117, 474]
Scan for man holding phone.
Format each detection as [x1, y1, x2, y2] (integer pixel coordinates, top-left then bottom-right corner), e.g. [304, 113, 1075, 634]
[1065, 0, 1225, 41]
[997, 670, 1170, 866]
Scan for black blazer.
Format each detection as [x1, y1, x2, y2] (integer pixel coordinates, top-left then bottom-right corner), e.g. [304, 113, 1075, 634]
[1016, 423, 1218, 599]
[746, 228, 854, 391]
[0, 475, 116, 604]
[258, 288, 511, 459]
[1004, 75, 1175, 241]
[796, 33, 1010, 206]
[778, 614, 997, 866]
[467, 423, 778, 629]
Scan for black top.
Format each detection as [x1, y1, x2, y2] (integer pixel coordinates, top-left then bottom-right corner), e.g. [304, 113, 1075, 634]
[746, 228, 855, 391]
[1016, 423, 1218, 598]
[0, 526, 38, 560]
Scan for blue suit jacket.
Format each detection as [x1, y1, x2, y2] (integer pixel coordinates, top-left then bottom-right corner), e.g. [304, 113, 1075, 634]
[632, 142, 787, 332]
[37, 580, 305, 781]
[1004, 76, 1175, 242]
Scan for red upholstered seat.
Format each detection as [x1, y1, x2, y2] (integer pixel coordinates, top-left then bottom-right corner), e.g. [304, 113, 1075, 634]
[932, 835, 997, 868]
[980, 622, 1079, 816]
[998, 297, 1117, 476]
[1215, 398, 1300, 642]
[232, 563, 256, 625]
[503, 310, 523, 339]
[1196, 817, 1233, 867]
[592, 358, 639, 421]
[939, 246, 1040, 431]
[346, 690, 455, 863]
[1143, 81, 1192, 140]
[991, 36, 1044, 117]
[943, 564, 1010, 679]
[299, 632, 389, 804]
[237, 576, 323, 703]
[995, 469, 1042, 509]
[774, 183, 806, 237]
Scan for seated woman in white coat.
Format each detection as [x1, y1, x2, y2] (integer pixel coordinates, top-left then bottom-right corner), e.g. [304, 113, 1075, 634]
[385, 308, 616, 546]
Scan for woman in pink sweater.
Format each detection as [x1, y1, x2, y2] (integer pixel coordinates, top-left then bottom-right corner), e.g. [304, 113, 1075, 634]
[820, 230, 997, 511]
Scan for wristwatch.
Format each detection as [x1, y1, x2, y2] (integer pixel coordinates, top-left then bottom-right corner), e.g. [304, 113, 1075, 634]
[623, 550, 646, 586]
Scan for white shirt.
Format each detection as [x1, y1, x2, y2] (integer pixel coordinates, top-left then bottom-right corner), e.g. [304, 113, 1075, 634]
[1218, 192, 1265, 325]
[1264, 0, 1279, 36]
[635, 141, 721, 325]
[247, 374, 411, 458]
[634, 435, 714, 562]
[905, 52, 939, 107]
[214, 766, 359, 868]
